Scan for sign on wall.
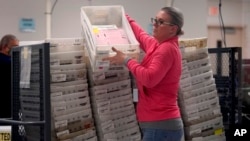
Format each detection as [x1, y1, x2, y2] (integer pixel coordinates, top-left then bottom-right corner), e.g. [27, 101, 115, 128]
[19, 18, 35, 32]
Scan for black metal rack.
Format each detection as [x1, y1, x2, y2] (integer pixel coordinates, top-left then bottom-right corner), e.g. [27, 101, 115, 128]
[240, 59, 250, 130]
[208, 47, 242, 141]
[0, 43, 51, 141]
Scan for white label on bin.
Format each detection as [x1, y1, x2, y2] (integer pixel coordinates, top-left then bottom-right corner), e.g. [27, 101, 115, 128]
[51, 74, 66, 82]
[102, 121, 114, 131]
[56, 130, 69, 137]
[97, 101, 110, 108]
[51, 92, 63, 97]
[98, 106, 109, 114]
[96, 60, 110, 67]
[95, 89, 107, 96]
[54, 106, 66, 113]
[97, 50, 109, 55]
[187, 109, 198, 115]
[192, 137, 203, 141]
[93, 72, 105, 80]
[190, 128, 201, 135]
[188, 116, 199, 121]
[50, 69, 61, 73]
[55, 120, 68, 129]
[50, 59, 60, 65]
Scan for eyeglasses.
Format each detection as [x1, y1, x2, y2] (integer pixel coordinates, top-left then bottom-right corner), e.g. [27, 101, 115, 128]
[151, 18, 174, 26]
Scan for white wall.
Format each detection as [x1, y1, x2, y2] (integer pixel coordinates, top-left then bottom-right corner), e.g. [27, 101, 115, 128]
[0, 0, 166, 41]
[207, 0, 250, 58]
[51, 0, 168, 39]
[243, 1, 250, 58]
[0, 0, 208, 41]
[0, 0, 46, 41]
[207, 0, 244, 27]
[173, 0, 208, 38]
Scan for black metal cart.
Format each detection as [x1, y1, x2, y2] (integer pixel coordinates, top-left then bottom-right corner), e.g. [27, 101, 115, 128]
[208, 47, 242, 141]
[0, 43, 51, 141]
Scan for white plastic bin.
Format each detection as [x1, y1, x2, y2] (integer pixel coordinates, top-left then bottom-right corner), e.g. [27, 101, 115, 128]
[81, 5, 139, 54]
[81, 5, 140, 71]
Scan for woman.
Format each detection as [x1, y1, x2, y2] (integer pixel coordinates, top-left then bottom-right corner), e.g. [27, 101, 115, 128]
[104, 7, 184, 141]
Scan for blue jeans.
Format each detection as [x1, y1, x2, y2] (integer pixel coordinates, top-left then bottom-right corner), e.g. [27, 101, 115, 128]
[141, 128, 184, 141]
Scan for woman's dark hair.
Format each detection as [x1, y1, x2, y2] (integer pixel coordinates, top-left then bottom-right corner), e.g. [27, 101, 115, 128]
[161, 7, 184, 36]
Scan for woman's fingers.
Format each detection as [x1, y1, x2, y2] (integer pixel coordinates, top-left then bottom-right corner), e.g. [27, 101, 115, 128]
[112, 47, 122, 54]
[102, 47, 124, 65]
[112, 47, 117, 52]
[110, 60, 116, 65]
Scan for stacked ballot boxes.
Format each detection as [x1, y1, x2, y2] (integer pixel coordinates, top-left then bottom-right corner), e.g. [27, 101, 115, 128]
[80, 6, 142, 140]
[47, 38, 85, 48]
[80, 5, 140, 72]
[86, 56, 141, 141]
[88, 76, 141, 141]
[178, 38, 226, 141]
[47, 38, 97, 141]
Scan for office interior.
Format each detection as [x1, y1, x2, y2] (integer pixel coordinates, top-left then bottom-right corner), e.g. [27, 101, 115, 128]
[0, 0, 250, 141]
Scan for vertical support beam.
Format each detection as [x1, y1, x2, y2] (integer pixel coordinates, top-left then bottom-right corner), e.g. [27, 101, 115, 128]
[88, 0, 92, 6]
[166, 0, 174, 6]
[236, 47, 242, 124]
[43, 43, 51, 141]
[229, 48, 236, 127]
[217, 40, 222, 76]
[46, 0, 51, 39]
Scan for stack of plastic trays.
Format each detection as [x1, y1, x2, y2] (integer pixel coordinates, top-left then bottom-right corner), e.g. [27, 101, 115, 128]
[47, 38, 97, 141]
[80, 5, 141, 141]
[89, 78, 141, 141]
[86, 49, 141, 140]
[87, 69, 130, 86]
[178, 37, 226, 141]
[80, 5, 140, 72]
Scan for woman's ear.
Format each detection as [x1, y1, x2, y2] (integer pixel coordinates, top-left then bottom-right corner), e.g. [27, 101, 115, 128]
[172, 25, 179, 35]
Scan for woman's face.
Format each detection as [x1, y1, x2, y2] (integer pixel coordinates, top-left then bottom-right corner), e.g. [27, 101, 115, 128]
[152, 10, 177, 43]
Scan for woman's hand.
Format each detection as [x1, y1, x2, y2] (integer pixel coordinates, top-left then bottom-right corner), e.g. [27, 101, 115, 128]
[102, 47, 126, 65]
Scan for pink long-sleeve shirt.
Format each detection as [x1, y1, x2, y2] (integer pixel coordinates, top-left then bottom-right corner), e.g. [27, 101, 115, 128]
[126, 16, 182, 122]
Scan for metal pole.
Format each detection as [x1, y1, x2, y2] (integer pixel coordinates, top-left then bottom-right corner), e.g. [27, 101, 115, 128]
[166, 0, 174, 6]
[46, 0, 51, 39]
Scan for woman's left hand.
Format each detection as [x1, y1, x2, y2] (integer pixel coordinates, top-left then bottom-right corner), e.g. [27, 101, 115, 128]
[102, 47, 126, 65]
